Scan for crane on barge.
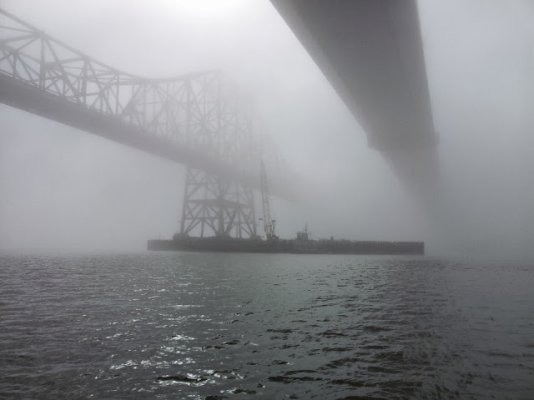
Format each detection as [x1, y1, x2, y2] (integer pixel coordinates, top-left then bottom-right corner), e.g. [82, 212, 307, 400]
[260, 161, 278, 241]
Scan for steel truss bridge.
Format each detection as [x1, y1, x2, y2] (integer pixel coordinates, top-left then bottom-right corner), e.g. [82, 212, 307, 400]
[0, 8, 287, 239]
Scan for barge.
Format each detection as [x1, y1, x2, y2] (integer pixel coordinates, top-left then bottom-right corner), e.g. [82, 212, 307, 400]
[147, 234, 424, 255]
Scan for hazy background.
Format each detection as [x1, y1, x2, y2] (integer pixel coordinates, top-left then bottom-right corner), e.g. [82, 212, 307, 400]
[1, 0, 533, 257]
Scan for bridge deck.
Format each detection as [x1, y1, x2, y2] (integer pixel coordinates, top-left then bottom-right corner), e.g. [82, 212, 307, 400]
[271, 0, 439, 197]
[0, 73, 246, 184]
[0, 8, 292, 196]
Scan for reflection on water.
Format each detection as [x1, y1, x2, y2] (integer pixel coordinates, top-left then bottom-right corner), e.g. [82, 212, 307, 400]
[1, 253, 533, 399]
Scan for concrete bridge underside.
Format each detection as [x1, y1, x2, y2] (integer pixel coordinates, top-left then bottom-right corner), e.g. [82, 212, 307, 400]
[271, 0, 438, 200]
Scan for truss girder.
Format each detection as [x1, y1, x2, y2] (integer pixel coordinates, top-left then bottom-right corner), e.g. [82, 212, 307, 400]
[0, 8, 260, 176]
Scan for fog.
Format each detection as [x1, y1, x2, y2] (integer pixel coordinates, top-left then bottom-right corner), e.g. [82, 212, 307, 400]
[1, 0, 533, 257]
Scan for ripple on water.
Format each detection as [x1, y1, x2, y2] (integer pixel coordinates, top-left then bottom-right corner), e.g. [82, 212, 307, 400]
[1, 254, 534, 399]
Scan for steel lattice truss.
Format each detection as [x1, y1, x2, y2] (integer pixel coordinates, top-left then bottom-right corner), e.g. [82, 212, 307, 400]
[0, 8, 260, 175]
[180, 168, 256, 238]
[0, 8, 294, 238]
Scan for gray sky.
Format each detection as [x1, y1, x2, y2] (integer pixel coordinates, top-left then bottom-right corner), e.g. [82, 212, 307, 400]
[1, 0, 533, 257]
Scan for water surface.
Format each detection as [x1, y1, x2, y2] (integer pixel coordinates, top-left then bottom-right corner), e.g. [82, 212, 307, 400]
[1, 252, 533, 399]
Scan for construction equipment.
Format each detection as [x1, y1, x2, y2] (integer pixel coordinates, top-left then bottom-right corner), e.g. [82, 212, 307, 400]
[260, 161, 278, 240]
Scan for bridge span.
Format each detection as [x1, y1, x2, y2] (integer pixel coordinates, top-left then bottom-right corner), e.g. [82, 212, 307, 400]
[0, 8, 291, 239]
[271, 0, 438, 199]
[0, 9, 284, 192]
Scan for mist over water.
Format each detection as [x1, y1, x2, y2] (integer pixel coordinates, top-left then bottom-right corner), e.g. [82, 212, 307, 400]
[417, 0, 534, 257]
[1, 2, 534, 399]
[0, 0, 531, 256]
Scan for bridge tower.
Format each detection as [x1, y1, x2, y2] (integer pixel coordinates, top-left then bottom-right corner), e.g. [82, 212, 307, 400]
[180, 169, 256, 238]
[176, 73, 259, 239]
[0, 9, 269, 240]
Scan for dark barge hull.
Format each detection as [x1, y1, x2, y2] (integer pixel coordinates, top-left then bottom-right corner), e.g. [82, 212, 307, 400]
[147, 237, 424, 255]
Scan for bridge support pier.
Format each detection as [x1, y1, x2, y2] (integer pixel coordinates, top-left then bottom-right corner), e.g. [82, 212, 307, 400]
[179, 167, 257, 239]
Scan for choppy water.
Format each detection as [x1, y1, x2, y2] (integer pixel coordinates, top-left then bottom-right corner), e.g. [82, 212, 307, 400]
[1, 252, 533, 399]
